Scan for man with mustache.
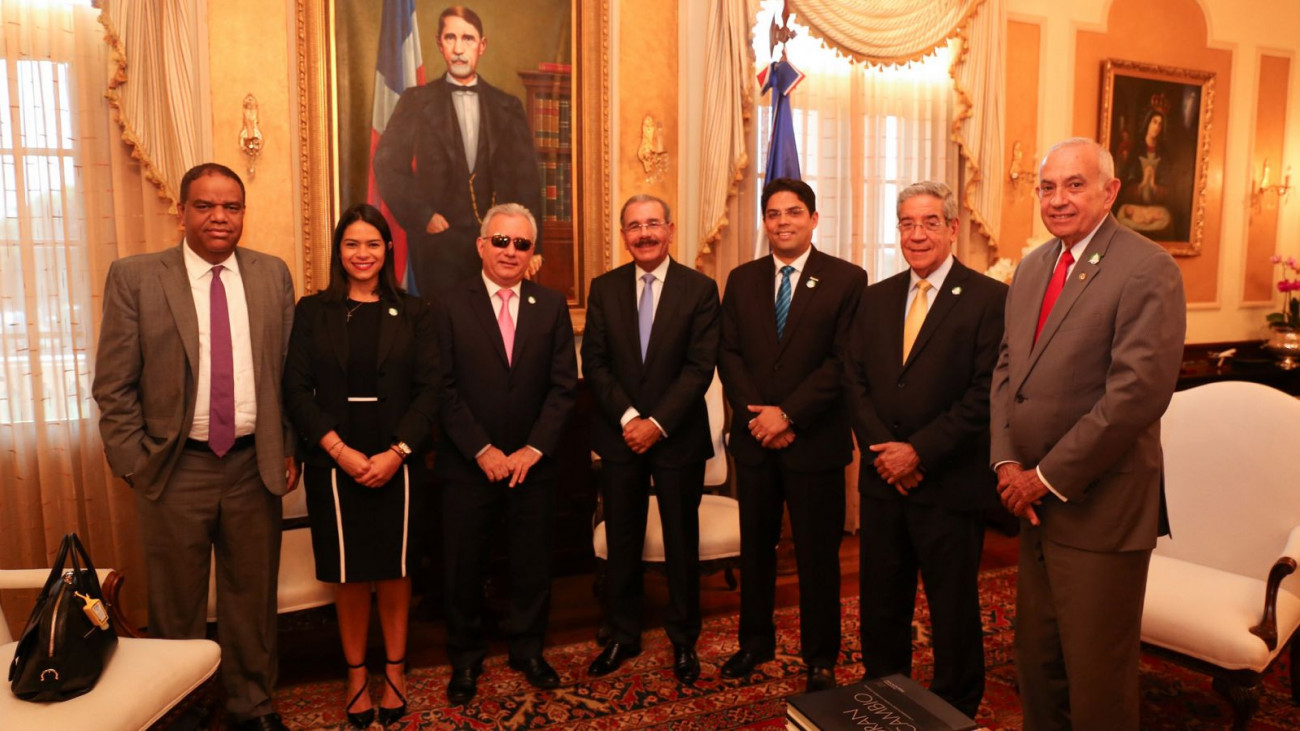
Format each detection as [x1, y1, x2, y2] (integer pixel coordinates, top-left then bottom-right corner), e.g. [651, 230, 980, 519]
[374, 5, 542, 300]
[581, 194, 720, 685]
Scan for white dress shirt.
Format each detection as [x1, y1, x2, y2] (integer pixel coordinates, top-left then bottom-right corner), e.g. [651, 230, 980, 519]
[448, 73, 481, 171]
[905, 253, 955, 319]
[772, 246, 813, 299]
[182, 241, 257, 440]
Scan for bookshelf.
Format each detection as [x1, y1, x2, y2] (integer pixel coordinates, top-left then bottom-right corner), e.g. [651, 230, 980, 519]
[519, 69, 575, 299]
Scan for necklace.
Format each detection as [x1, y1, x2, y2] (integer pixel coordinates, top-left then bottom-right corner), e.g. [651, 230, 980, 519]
[345, 299, 372, 322]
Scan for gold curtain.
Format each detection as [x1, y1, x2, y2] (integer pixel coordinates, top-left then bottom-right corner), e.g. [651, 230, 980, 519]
[695, 0, 757, 277]
[99, 0, 200, 213]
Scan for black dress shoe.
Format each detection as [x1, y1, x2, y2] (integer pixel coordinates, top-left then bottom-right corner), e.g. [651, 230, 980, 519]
[719, 648, 773, 679]
[447, 666, 481, 705]
[672, 644, 700, 685]
[586, 642, 642, 676]
[508, 656, 561, 689]
[234, 713, 288, 731]
[806, 665, 836, 693]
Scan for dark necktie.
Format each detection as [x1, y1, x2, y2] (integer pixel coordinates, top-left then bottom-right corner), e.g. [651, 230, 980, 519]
[775, 265, 794, 339]
[209, 265, 235, 457]
[1035, 248, 1075, 343]
[639, 272, 655, 360]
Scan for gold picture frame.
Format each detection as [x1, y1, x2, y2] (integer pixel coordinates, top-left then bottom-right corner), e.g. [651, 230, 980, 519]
[1099, 58, 1214, 257]
[294, 0, 610, 329]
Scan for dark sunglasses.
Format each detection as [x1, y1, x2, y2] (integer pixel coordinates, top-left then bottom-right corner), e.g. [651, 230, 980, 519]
[486, 234, 533, 251]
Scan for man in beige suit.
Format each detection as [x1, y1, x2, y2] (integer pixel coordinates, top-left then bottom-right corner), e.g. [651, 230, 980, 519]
[991, 138, 1186, 730]
[93, 163, 297, 731]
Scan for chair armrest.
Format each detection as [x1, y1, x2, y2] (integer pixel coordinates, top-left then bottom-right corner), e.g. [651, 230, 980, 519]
[1, 568, 143, 639]
[1247, 525, 1300, 651]
[282, 515, 312, 531]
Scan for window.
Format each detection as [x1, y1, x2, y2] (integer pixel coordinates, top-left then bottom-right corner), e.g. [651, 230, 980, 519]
[752, 0, 957, 280]
[0, 56, 92, 424]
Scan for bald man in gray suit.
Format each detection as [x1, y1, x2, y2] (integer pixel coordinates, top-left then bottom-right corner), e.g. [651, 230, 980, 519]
[992, 138, 1186, 730]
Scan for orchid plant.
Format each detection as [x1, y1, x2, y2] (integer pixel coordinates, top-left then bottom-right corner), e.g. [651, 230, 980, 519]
[1267, 255, 1300, 330]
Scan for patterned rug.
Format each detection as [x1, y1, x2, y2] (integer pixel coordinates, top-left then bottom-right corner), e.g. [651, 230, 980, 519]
[274, 566, 1297, 729]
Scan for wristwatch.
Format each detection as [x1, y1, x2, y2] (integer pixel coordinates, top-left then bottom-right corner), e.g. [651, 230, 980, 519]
[390, 441, 413, 460]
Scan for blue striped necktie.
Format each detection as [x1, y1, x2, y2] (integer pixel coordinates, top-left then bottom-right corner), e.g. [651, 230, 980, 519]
[775, 265, 794, 339]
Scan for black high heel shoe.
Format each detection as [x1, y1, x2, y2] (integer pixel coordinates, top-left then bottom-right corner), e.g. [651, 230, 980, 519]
[345, 660, 375, 729]
[378, 657, 408, 726]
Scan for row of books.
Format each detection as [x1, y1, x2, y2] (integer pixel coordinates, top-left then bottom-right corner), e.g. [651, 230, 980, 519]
[539, 158, 572, 222]
[531, 96, 571, 151]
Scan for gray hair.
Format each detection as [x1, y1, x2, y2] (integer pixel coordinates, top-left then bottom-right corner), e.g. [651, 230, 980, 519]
[620, 194, 672, 227]
[1041, 137, 1116, 181]
[896, 181, 958, 221]
[479, 202, 538, 242]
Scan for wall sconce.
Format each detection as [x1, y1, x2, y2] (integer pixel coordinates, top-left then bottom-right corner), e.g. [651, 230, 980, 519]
[1251, 158, 1291, 208]
[1007, 141, 1033, 196]
[239, 94, 264, 180]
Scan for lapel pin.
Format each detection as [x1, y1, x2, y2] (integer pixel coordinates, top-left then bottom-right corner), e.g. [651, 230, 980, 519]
[806, 277, 819, 289]
[951, 286, 962, 295]
[527, 295, 536, 304]
[1088, 253, 1101, 265]
[387, 307, 398, 316]
[1078, 272, 1088, 281]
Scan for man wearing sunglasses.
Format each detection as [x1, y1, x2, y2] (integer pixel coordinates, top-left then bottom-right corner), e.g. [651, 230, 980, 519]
[581, 194, 720, 685]
[432, 202, 577, 705]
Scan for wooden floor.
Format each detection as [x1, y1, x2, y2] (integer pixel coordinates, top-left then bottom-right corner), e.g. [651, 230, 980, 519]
[278, 527, 1019, 687]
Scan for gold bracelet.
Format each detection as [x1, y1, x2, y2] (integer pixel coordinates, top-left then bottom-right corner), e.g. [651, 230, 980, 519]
[328, 441, 345, 459]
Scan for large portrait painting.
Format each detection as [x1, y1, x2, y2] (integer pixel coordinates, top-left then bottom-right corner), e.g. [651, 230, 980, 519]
[1099, 59, 1214, 257]
[297, 0, 610, 325]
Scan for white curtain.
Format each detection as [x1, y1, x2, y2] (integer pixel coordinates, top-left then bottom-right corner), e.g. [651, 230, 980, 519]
[0, 0, 145, 631]
[752, 1, 958, 282]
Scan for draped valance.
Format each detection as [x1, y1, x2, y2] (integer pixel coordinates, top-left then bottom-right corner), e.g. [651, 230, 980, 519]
[785, 0, 984, 66]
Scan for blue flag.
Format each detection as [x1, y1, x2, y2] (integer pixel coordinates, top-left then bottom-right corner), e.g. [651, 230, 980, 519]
[760, 59, 805, 181]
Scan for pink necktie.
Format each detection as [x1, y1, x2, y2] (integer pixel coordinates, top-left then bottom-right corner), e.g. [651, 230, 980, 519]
[209, 265, 235, 457]
[1035, 248, 1075, 343]
[497, 289, 515, 365]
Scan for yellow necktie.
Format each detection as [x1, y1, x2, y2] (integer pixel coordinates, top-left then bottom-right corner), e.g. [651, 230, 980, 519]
[902, 280, 932, 363]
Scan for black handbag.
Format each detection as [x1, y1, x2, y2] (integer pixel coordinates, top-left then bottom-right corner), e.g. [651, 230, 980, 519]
[8, 532, 119, 701]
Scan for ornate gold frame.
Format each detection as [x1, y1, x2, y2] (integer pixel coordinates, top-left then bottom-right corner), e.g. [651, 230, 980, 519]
[294, 0, 611, 330]
[1099, 58, 1214, 257]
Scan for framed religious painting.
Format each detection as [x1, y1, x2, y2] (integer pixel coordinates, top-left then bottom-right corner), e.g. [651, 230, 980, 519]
[296, 0, 610, 328]
[1099, 59, 1215, 257]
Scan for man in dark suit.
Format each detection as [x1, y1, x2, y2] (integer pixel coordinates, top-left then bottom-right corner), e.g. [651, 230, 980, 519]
[845, 181, 1006, 717]
[433, 202, 577, 704]
[92, 163, 297, 731]
[992, 138, 1186, 730]
[373, 5, 542, 299]
[581, 194, 720, 685]
[717, 177, 868, 692]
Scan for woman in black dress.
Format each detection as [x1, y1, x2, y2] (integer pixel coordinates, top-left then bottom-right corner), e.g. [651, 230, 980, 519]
[284, 203, 438, 727]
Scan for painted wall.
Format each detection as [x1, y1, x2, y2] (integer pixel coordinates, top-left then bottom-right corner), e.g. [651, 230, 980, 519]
[1004, 0, 1300, 342]
[201, 0, 1300, 342]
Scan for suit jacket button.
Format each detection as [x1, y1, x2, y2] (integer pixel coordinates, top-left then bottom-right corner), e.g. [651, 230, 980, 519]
[773, 364, 782, 372]
[896, 381, 905, 389]
[1015, 394, 1025, 403]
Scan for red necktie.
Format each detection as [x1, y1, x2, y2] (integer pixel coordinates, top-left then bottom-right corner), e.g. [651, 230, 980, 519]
[1035, 248, 1075, 343]
[209, 265, 236, 457]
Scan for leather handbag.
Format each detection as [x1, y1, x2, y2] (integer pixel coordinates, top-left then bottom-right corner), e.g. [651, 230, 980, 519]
[8, 532, 119, 701]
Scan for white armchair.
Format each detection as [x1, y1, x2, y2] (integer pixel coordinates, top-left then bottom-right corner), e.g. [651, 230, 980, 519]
[1141, 381, 1300, 728]
[591, 373, 742, 642]
[1, 568, 221, 730]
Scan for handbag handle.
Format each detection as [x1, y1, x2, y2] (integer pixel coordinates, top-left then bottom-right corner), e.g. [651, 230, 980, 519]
[34, 533, 103, 603]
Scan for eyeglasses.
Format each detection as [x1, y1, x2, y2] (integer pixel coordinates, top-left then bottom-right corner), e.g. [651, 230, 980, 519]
[623, 220, 667, 234]
[897, 217, 948, 234]
[485, 234, 533, 251]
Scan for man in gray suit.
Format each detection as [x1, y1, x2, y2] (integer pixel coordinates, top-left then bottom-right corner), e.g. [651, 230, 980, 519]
[991, 138, 1186, 730]
[93, 163, 297, 731]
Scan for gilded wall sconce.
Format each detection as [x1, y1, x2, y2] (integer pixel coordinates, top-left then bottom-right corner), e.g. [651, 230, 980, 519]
[239, 94, 264, 179]
[1007, 140, 1034, 196]
[1252, 158, 1292, 209]
[637, 114, 669, 184]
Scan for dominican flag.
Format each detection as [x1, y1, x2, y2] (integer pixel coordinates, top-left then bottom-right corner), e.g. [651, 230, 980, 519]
[758, 59, 804, 181]
[368, 0, 424, 290]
